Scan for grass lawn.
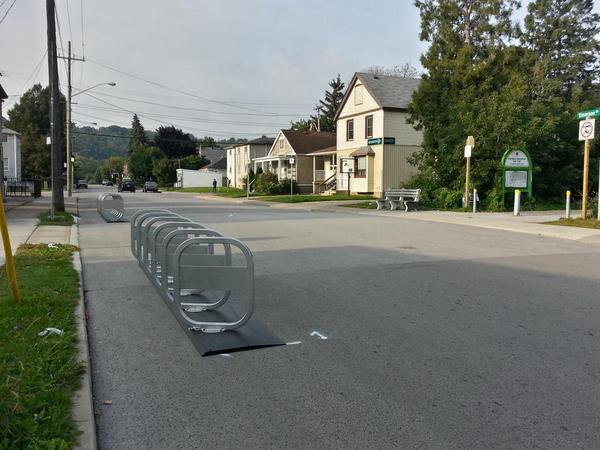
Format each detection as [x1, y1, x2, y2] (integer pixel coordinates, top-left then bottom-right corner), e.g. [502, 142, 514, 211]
[164, 187, 248, 198]
[545, 217, 600, 229]
[257, 193, 375, 203]
[0, 244, 83, 449]
[38, 210, 75, 226]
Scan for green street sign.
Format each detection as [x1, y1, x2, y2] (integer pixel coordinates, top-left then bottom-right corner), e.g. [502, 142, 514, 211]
[577, 108, 600, 119]
[367, 138, 382, 145]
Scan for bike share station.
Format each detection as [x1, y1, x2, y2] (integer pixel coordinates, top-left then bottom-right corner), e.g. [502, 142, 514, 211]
[501, 149, 533, 215]
[96, 195, 284, 356]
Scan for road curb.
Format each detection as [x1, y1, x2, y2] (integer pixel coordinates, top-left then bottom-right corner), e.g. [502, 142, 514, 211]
[71, 199, 98, 450]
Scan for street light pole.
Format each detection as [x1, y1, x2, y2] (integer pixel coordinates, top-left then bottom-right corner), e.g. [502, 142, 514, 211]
[61, 70, 115, 195]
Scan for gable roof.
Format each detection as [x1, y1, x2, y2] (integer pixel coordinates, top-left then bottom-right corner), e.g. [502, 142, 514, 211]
[335, 72, 420, 120]
[0, 84, 7, 100]
[248, 136, 275, 146]
[205, 156, 227, 170]
[1, 127, 19, 136]
[280, 130, 336, 155]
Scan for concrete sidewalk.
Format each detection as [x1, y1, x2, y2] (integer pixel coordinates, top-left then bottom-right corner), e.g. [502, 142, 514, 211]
[0, 194, 78, 265]
[175, 192, 600, 243]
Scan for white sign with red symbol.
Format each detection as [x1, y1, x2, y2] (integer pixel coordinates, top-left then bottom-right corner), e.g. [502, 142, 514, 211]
[579, 119, 595, 141]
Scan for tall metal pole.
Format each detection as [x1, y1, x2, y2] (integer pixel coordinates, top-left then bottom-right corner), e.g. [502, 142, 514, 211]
[66, 41, 72, 196]
[47, 0, 64, 213]
[582, 138, 590, 219]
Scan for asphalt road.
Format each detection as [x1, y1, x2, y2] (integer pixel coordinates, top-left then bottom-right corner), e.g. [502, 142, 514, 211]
[78, 186, 600, 449]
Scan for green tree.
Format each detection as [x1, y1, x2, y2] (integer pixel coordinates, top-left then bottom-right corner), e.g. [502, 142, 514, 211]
[520, 0, 600, 198]
[152, 158, 178, 185]
[315, 74, 345, 132]
[128, 114, 146, 154]
[6, 84, 66, 177]
[153, 126, 197, 158]
[74, 154, 101, 183]
[408, 0, 526, 204]
[100, 156, 125, 181]
[180, 154, 209, 170]
[290, 118, 312, 132]
[128, 146, 165, 183]
[199, 136, 217, 148]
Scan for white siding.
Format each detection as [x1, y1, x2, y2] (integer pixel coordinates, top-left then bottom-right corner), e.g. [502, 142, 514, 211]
[383, 111, 423, 147]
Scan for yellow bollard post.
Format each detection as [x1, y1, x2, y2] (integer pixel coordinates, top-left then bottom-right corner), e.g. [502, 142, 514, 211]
[0, 195, 21, 303]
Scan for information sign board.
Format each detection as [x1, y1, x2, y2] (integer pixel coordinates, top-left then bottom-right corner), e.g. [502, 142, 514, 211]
[340, 158, 354, 173]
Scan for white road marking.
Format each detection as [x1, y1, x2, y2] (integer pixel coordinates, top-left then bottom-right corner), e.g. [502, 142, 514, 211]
[310, 331, 328, 340]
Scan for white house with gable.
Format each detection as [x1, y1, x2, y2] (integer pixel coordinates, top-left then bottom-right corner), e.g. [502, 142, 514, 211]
[334, 72, 422, 197]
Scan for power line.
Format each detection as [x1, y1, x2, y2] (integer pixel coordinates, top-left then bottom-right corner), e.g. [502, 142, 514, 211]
[86, 58, 288, 116]
[17, 49, 47, 94]
[83, 90, 306, 117]
[0, 0, 18, 25]
[73, 104, 289, 127]
[80, 92, 279, 137]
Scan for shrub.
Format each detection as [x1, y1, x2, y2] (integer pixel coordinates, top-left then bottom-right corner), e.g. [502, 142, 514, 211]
[254, 172, 279, 195]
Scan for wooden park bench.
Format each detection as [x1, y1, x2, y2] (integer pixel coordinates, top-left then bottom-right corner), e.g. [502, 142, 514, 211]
[376, 188, 421, 212]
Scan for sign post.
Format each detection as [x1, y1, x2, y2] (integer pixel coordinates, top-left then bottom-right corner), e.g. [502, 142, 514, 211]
[578, 116, 595, 218]
[340, 158, 354, 197]
[501, 148, 533, 208]
[289, 157, 295, 200]
[464, 136, 474, 208]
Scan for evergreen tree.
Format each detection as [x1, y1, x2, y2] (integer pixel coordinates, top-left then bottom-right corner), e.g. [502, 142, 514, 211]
[315, 75, 345, 132]
[128, 114, 146, 154]
[409, 0, 522, 206]
[520, 0, 600, 198]
[153, 125, 197, 158]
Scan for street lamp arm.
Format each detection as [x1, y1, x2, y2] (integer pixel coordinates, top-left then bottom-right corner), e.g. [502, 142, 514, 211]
[72, 82, 116, 97]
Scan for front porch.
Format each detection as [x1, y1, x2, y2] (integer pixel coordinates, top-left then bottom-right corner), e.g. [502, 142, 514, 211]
[308, 147, 337, 194]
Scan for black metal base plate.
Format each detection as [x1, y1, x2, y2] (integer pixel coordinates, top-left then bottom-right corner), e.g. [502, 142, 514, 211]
[172, 302, 285, 356]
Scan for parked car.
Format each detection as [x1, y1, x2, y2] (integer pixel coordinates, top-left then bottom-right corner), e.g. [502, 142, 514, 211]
[101, 179, 113, 186]
[143, 180, 159, 193]
[119, 180, 136, 192]
[76, 180, 88, 188]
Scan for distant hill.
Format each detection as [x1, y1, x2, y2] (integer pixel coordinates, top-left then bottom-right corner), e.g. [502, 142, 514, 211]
[72, 125, 251, 160]
[73, 125, 130, 160]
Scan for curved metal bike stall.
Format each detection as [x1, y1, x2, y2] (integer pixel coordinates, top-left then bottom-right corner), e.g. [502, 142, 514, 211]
[129, 209, 284, 355]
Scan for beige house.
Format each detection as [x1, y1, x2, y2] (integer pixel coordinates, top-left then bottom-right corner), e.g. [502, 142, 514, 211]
[226, 136, 274, 188]
[253, 129, 336, 193]
[335, 72, 422, 196]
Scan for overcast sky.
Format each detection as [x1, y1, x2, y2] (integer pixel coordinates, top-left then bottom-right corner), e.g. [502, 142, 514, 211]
[1, 1, 597, 140]
[0, 0, 428, 138]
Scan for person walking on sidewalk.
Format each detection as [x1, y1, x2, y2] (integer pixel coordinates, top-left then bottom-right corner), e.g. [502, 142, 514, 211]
[212, 179, 217, 193]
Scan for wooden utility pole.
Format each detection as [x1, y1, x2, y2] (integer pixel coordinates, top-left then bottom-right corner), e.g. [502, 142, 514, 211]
[46, 0, 64, 213]
[582, 138, 590, 218]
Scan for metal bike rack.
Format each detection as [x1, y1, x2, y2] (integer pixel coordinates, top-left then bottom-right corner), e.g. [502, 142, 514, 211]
[130, 209, 172, 256]
[172, 236, 254, 333]
[139, 216, 192, 274]
[97, 193, 125, 222]
[158, 228, 230, 311]
[148, 222, 207, 281]
[132, 211, 180, 262]
[129, 209, 265, 338]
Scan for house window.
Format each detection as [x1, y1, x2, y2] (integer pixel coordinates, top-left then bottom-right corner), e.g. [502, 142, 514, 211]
[346, 119, 354, 141]
[279, 139, 284, 149]
[354, 85, 363, 105]
[365, 115, 373, 138]
[355, 156, 366, 178]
